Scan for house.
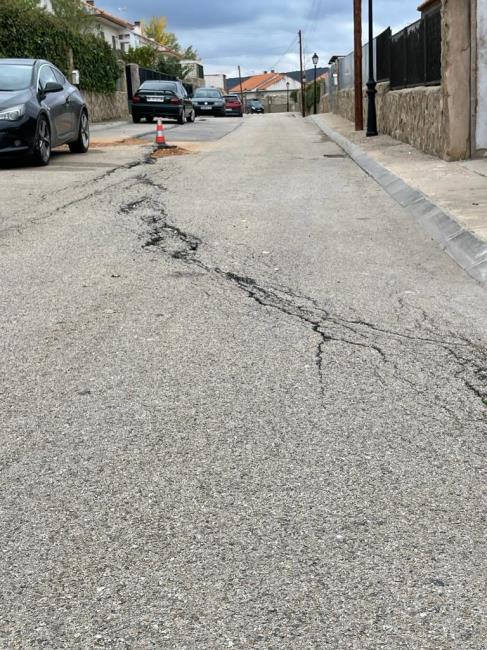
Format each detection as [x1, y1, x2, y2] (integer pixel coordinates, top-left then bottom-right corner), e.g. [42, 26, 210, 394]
[227, 71, 301, 111]
[182, 60, 206, 90]
[204, 74, 227, 91]
[83, 0, 133, 52]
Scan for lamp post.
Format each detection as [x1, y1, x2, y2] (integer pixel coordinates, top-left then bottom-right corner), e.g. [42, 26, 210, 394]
[312, 52, 319, 115]
[366, 0, 378, 136]
[286, 81, 290, 112]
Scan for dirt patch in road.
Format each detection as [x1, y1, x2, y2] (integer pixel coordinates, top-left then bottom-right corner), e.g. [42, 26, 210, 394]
[90, 138, 148, 148]
[150, 146, 194, 158]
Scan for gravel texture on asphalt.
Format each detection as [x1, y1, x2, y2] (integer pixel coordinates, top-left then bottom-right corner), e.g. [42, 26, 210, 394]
[0, 114, 486, 649]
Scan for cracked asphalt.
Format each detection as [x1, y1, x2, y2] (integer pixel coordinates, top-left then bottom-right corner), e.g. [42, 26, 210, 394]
[1, 113, 486, 649]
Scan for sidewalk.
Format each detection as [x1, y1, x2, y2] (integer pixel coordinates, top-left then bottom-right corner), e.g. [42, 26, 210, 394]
[310, 113, 487, 285]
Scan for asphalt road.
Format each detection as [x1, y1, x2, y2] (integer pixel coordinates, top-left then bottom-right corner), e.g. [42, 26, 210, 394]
[0, 113, 486, 649]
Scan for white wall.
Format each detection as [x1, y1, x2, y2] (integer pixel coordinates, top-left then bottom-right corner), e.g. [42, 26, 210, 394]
[477, 0, 487, 149]
[205, 74, 226, 90]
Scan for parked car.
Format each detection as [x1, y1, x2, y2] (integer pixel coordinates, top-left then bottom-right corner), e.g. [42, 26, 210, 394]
[224, 94, 243, 117]
[131, 80, 195, 125]
[192, 88, 226, 116]
[247, 99, 265, 114]
[0, 58, 89, 166]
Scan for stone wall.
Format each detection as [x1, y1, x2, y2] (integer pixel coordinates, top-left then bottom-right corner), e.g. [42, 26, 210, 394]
[83, 90, 129, 123]
[328, 83, 445, 159]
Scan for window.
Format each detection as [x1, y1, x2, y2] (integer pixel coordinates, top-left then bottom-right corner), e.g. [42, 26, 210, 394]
[112, 35, 117, 50]
[38, 65, 57, 90]
[0, 64, 33, 91]
[51, 67, 66, 86]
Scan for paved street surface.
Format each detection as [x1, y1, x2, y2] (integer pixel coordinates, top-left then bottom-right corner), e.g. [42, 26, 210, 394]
[1, 114, 486, 648]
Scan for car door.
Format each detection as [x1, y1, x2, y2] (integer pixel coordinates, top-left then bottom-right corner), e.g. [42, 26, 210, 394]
[38, 65, 70, 144]
[51, 67, 77, 138]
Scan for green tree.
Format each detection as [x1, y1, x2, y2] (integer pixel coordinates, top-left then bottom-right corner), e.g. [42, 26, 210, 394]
[182, 45, 199, 60]
[122, 45, 158, 69]
[51, 0, 96, 33]
[305, 81, 321, 114]
[10, 0, 39, 9]
[156, 56, 190, 79]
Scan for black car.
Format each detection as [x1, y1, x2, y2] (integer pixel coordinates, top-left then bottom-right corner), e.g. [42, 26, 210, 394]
[0, 58, 89, 166]
[131, 81, 195, 124]
[247, 99, 265, 114]
[192, 88, 226, 116]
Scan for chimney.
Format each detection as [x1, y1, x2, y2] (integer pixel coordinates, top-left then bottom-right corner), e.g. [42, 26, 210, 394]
[134, 20, 141, 26]
[271, 69, 275, 73]
[263, 70, 267, 74]
[86, 0, 94, 5]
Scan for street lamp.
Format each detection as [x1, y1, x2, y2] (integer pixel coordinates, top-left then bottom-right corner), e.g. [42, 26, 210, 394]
[366, 0, 378, 136]
[286, 81, 290, 112]
[312, 52, 319, 115]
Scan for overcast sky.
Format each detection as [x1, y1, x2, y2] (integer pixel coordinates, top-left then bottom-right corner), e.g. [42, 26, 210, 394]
[105, 0, 420, 76]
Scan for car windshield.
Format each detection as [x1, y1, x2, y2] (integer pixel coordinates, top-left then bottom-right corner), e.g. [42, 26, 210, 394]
[0, 64, 33, 91]
[140, 82, 177, 92]
[225, 96, 239, 101]
[194, 89, 221, 98]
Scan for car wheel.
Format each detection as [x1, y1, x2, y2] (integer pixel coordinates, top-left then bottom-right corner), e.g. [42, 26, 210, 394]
[132, 114, 141, 123]
[187, 109, 196, 123]
[177, 110, 186, 125]
[69, 110, 90, 154]
[32, 115, 51, 166]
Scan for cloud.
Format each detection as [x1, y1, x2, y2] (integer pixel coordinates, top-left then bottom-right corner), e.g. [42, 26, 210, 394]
[106, 0, 421, 75]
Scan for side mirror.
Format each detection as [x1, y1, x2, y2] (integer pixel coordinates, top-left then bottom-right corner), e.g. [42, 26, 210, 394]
[43, 81, 64, 94]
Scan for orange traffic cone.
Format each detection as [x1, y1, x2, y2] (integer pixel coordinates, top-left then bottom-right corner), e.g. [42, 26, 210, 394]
[155, 118, 168, 148]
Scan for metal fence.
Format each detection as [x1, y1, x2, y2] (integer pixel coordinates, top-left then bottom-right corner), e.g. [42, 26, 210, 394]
[327, 7, 441, 93]
[387, 8, 441, 88]
[336, 39, 378, 89]
[376, 28, 391, 82]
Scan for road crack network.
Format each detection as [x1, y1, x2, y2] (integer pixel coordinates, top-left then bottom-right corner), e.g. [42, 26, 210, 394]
[120, 185, 487, 417]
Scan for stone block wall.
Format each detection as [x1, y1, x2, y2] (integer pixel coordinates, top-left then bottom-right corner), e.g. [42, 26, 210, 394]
[83, 90, 130, 123]
[376, 85, 443, 157]
[328, 84, 444, 157]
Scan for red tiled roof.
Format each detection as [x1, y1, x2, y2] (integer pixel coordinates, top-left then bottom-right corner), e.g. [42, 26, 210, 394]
[228, 72, 284, 93]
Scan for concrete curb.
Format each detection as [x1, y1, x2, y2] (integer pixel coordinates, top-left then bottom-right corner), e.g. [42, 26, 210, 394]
[310, 116, 487, 285]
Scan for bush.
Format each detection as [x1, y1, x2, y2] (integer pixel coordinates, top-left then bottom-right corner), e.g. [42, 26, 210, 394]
[0, 0, 120, 92]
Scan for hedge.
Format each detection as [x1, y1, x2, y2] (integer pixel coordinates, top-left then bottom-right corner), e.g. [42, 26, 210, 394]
[0, 1, 120, 92]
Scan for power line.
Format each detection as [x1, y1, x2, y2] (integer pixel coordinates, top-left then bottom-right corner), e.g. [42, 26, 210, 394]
[269, 34, 299, 72]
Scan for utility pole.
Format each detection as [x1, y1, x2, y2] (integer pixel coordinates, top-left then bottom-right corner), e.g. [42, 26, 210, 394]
[238, 65, 245, 112]
[299, 30, 305, 117]
[353, 0, 363, 130]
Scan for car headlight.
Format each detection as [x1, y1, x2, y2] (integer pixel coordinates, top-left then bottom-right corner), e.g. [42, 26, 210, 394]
[215, 101, 224, 106]
[0, 104, 26, 121]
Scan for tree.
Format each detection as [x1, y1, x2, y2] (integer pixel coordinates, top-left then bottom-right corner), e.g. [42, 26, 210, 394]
[156, 56, 190, 79]
[11, 0, 39, 9]
[142, 15, 198, 59]
[51, 0, 96, 33]
[182, 45, 199, 60]
[143, 16, 168, 44]
[122, 45, 158, 69]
